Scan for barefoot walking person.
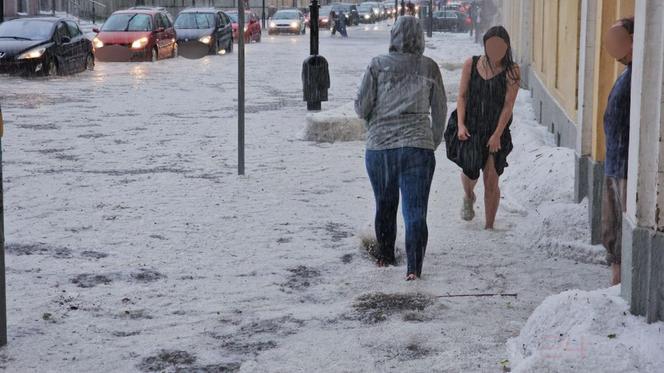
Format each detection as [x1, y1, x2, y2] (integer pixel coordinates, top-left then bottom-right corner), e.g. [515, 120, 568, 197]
[355, 16, 447, 281]
[444, 26, 520, 229]
[602, 17, 633, 285]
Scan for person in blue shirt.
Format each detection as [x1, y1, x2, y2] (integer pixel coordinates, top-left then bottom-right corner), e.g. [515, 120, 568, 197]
[602, 16, 633, 285]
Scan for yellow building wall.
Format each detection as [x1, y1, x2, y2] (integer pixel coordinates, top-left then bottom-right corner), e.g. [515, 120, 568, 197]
[590, 0, 635, 161]
[501, 0, 635, 161]
[531, 0, 580, 121]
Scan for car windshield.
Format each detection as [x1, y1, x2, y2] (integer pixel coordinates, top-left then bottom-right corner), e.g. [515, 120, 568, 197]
[175, 13, 216, 29]
[320, 6, 333, 14]
[358, 4, 373, 11]
[0, 20, 53, 40]
[101, 13, 153, 32]
[273, 11, 299, 20]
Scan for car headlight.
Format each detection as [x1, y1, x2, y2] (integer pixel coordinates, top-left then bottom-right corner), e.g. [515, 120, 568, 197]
[17, 46, 46, 60]
[373, 9, 379, 14]
[364, 14, 370, 19]
[244, 25, 248, 32]
[131, 37, 149, 49]
[290, 21, 299, 28]
[199, 35, 211, 44]
[93, 37, 104, 49]
[269, 21, 276, 28]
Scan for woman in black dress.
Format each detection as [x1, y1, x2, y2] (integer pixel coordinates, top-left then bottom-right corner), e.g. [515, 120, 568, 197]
[453, 26, 520, 229]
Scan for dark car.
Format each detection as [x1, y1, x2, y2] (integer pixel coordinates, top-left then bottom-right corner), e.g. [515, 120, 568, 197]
[93, 7, 177, 62]
[357, 2, 378, 23]
[428, 10, 469, 32]
[175, 8, 233, 55]
[0, 17, 94, 76]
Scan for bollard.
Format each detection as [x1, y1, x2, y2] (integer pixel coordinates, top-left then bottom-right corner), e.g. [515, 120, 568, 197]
[302, 0, 330, 111]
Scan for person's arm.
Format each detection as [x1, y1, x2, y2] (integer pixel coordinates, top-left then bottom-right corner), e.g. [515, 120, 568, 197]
[487, 65, 521, 153]
[430, 63, 447, 149]
[355, 60, 377, 123]
[456, 57, 473, 140]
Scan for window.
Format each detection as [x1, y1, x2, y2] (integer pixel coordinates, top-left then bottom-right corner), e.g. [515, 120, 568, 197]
[55, 22, 70, 43]
[161, 13, 173, 28]
[101, 14, 153, 32]
[66, 21, 82, 37]
[155, 14, 165, 29]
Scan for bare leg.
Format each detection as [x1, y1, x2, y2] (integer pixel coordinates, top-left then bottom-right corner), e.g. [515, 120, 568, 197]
[461, 172, 478, 200]
[483, 155, 501, 230]
[611, 263, 621, 285]
[461, 172, 478, 221]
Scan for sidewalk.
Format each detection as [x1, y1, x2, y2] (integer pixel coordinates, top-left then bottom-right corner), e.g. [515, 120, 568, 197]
[0, 26, 611, 372]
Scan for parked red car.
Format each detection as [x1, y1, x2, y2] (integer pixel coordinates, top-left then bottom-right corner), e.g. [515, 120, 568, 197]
[92, 7, 177, 62]
[226, 10, 262, 43]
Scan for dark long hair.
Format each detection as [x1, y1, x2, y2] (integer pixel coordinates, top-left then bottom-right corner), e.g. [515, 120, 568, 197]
[483, 26, 520, 82]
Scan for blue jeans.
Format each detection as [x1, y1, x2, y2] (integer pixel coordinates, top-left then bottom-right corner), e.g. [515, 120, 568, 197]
[365, 147, 436, 277]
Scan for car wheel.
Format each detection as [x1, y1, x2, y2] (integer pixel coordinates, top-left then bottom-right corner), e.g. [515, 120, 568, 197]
[212, 39, 219, 55]
[85, 53, 95, 71]
[46, 59, 58, 76]
[151, 47, 158, 62]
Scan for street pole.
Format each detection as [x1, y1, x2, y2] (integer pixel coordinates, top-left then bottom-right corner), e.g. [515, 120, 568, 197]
[310, 0, 318, 55]
[238, 0, 245, 175]
[0, 0, 4, 23]
[394, 0, 398, 20]
[0, 103, 6, 347]
[400, 0, 405, 16]
[262, 0, 265, 29]
[427, 0, 433, 37]
[52, 0, 55, 16]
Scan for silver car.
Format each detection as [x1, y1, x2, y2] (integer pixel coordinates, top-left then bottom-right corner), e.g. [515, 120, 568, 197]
[268, 9, 306, 35]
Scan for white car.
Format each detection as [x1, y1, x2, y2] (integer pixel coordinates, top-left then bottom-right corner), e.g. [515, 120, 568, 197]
[268, 9, 306, 35]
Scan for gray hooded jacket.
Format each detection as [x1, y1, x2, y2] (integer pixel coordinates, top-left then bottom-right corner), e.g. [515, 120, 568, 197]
[354, 16, 447, 151]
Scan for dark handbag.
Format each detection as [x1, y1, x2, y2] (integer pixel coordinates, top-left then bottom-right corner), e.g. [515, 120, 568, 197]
[444, 110, 484, 171]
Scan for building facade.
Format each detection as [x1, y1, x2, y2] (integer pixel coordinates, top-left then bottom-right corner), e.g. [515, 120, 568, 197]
[499, 0, 663, 323]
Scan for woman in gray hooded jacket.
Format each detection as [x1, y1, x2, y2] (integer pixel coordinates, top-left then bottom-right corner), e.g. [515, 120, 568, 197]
[355, 16, 447, 281]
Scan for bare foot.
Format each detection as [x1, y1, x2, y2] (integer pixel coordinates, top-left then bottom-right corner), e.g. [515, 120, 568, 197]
[406, 273, 418, 281]
[611, 263, 621, 285]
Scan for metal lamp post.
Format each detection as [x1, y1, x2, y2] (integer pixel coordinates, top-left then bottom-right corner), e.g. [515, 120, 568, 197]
[238, 0, 246, 175]
[427, 0, 433, 37]
[0, 103, 7, 347]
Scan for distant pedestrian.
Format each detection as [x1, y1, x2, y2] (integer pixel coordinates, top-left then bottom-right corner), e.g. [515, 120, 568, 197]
[330, 10, 338, 36]
[338, 10, 348, 37]
[355, 16, 447, 281]
[601, 17, 634, 285]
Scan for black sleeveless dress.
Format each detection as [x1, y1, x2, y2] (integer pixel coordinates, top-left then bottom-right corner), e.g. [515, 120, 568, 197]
[446, 55, 514, 180]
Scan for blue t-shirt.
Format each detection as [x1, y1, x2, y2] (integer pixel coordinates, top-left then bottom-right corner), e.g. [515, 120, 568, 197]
[603, 64, 631, 179]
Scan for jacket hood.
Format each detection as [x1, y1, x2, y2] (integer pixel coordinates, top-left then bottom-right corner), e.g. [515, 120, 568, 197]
[389, 15, 424, 55]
